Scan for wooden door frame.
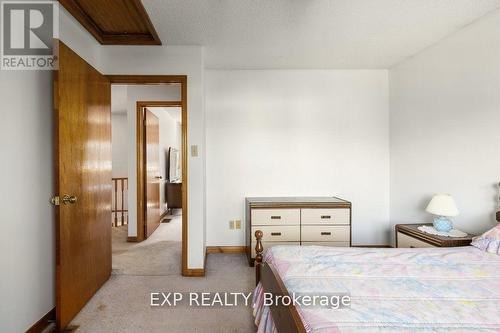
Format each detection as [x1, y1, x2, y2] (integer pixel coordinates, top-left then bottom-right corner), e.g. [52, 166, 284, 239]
[139, 101, 182, 239]
[107, 75, 188, 276]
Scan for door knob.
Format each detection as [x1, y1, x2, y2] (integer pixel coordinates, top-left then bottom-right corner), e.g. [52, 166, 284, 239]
[62, 195, 77, 205]
[155, 176, 162, 179]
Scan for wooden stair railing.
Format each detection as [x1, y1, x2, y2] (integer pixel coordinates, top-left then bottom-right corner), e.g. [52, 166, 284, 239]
[112, 177, 128, 226]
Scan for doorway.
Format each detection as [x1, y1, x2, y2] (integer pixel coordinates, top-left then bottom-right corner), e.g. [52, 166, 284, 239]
[54, 41, 190, 331]
[110, 98, 184, 276]
[108, 78, 188, 277]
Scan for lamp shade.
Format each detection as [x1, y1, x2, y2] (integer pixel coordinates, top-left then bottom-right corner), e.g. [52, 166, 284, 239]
[426, 194, 459, 217]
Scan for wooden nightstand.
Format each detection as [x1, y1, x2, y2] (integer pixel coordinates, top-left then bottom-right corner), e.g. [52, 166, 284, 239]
[395, 223, 474, 248]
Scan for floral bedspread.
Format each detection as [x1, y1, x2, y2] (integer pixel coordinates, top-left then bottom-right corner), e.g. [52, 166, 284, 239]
[253, 245, 500, 332]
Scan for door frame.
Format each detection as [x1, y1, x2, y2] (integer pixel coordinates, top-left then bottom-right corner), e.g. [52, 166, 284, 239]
[107, 75, 188, 276]
[138, 101, 182, 239]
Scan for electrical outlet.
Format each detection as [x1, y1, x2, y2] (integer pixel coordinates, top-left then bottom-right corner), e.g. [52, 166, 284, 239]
[229, 221, 235, 230]
[235, 220, 241, 229]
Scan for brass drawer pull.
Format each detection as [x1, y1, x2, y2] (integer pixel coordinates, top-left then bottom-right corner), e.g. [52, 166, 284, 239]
[321, 215, 331, 219]
[321, 232, 332, 236]
[270, 232, 282, 236]
[270, 216, 281, 219]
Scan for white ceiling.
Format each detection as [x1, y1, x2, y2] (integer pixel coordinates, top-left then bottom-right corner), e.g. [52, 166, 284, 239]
[142, 0, 500, 69]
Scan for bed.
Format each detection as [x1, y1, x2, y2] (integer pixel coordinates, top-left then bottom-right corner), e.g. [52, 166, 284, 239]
[253, 232, 500, 333]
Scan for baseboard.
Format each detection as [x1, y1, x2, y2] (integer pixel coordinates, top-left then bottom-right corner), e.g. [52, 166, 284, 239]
[127, 236, 138, 242]
[351, 245, 392, 248]
[206, 246, 246, 254]
[160, 210, 169, 220]
[26, 307, 55, 333]
[183, 268, 205, 277]
[181, 249, 209, 277]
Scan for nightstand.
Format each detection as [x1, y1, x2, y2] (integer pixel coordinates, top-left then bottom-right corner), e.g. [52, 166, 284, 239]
[395, 223, 474, 248]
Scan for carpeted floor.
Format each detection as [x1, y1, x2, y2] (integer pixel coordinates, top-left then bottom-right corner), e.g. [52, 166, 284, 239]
[69, 213, 256, 332]
[112, 212, 182, 276]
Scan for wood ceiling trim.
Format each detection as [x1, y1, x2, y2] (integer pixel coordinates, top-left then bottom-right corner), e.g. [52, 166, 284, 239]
[59, 0, 161, 45]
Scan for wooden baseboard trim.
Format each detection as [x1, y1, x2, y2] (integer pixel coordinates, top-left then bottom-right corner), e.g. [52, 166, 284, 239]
[127, 236, 138, 242]
[183, 268, 205, 277]
[26, 307, 55, 333]
[159, 210, 169, 221]
[206, 246, 246, 254]
[352, 245, 392, 248]
[61, 325, 79, 332]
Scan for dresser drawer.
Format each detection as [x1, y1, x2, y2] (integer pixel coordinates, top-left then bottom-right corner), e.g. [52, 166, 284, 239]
[251, 209, 300, 225]
[250, 241, 300, 257]
[251, 226, 300, 242]
[301, 225, 350, 242]
[302, 241, 350, 247]
[301, 208, 350, 225]
[397, 232, 436, 248]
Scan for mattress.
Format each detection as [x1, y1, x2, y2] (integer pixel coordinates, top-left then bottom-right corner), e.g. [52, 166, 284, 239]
[253, 245, 500, 332]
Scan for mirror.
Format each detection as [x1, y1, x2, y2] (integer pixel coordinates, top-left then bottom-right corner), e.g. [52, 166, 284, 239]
[167, 147, 181, 183]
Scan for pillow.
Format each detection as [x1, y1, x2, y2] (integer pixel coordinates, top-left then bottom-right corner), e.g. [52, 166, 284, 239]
[471, 224, 500, 254]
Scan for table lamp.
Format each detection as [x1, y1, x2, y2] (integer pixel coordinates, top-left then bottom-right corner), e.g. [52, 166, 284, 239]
[425, 194, 459, 232]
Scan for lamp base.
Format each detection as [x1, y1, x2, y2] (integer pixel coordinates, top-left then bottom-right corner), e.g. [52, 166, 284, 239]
[433, 216, 453, 232]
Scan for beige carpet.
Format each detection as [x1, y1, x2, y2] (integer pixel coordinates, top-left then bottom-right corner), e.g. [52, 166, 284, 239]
[112, 213, 182, 276]
[69, 213, 255, 332]
[70, 254, 255, 332]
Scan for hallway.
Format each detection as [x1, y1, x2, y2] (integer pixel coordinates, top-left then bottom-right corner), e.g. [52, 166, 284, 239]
[112, 212, 182, 276]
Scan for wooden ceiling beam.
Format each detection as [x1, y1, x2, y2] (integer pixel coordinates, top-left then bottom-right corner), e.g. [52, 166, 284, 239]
[59, 0, 161, 45]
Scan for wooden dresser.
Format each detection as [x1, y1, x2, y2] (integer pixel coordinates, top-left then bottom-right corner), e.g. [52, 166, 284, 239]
[246, 197, 352, 266]
[396, 223, 474, 248]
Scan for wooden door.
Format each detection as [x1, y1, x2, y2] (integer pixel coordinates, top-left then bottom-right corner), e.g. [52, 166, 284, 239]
[54, 40, 111, 330]
[144, 109, 161, 237]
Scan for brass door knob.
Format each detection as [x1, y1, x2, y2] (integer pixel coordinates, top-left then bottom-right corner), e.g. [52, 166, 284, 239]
[62, 195, 77, 205]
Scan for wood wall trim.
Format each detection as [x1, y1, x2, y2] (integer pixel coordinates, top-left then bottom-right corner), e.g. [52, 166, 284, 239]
[183, 269, 205, 277]
[206, 246, 247, 254]
[25, 308, 55, 333]
[127, 236, 138, 242]
[59, 0, 161, 45]
[351, 245, 392, 248]
[108, 75, 189, 276]
[107, 76, 186, 84]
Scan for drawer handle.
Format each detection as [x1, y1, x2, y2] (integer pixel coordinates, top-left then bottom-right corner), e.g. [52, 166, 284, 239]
[270, 216, 282, 220]
[321, 232, 332, 236]
[321, 215, 331, 219]
[270, 232, 282, 236]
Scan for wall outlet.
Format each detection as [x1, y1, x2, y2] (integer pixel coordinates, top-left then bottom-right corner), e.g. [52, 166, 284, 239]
[229, 221, 235, 230]
[235, 220, 241, 229]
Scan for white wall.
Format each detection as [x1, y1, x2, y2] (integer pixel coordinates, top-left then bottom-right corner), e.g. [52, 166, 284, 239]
[0, 7, 101, 333]
[149, 107, 182, 213]
[389, 9, 500, 239]
[0, 7, 206, 332]
[205, 70, 390, 246]
[100, 46, 206, 269]
[111, 113, 129, 178]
